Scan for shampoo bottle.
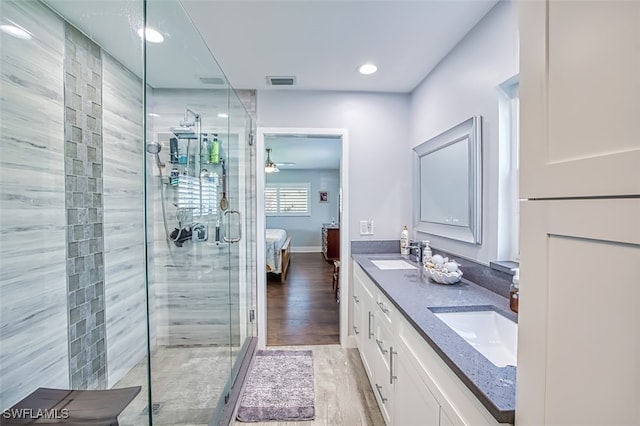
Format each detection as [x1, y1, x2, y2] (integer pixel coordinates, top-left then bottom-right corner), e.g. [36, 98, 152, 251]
[400, 225, 409, 255]
[169, 138, 178, 163]
[210, 134, 220, 164]
[201, 137, 209, 164]
[215, 218, 221, 243]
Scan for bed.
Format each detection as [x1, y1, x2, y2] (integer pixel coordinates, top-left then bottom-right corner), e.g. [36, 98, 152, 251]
[266, 228, 291, 283]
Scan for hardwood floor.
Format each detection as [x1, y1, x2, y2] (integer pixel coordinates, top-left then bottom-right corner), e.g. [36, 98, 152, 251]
[267, 252, 340, 346]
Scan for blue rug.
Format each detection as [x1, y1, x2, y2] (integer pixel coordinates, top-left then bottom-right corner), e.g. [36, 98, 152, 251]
[237, 350, 315, 422]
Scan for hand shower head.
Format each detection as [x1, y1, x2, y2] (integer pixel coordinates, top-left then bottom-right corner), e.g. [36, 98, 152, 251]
[146, 142, 165, 168]
[147, 142, 161, 155]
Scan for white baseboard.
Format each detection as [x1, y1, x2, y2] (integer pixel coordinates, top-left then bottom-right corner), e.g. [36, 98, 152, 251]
[290, 246, 322, 253]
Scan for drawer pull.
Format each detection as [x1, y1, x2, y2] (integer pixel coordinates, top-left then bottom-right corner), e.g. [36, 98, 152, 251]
[390, 347, 397, 384]
[353, 325, 360, 335]
[368, 312, 374, 339]
[377, 301, 389, 314]
[353, 295, 360, 303]
[376, 338, 388, 354]
[375, 384, 388, 403]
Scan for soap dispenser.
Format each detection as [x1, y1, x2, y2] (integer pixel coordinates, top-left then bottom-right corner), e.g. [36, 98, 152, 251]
[510, 268, 520, 313]
[422, 240, 432, 265]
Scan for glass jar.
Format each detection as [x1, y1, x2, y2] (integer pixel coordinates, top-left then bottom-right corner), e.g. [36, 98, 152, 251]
[509, 282, 519, 313]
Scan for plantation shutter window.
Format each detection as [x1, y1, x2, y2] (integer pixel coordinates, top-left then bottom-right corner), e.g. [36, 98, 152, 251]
[265, 183, 310, 216]
[265, 185, 278, 214]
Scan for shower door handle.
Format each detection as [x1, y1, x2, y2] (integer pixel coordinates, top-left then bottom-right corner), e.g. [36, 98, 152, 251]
[223, 209, 242, 243]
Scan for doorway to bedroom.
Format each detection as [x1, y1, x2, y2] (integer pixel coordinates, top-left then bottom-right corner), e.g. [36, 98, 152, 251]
[256, 128, 349, 348]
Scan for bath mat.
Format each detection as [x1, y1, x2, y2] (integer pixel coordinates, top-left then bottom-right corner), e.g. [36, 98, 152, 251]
[237, 350, 315, 422]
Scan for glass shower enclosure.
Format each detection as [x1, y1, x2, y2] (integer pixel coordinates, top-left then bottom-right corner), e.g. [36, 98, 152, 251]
[0, 0, 256, 424]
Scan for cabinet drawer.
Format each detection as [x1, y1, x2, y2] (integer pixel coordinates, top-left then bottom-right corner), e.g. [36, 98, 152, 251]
[353, 263, 376, 297]
[374, 317, 394, 373]
[375, 291, 394, 326]
[372, 346, 393, 425]
[352, 291, 363, 343]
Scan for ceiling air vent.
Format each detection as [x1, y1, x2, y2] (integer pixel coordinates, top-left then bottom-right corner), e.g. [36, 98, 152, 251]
[266, 76, 296, 86]
[199, 76, 225, 85]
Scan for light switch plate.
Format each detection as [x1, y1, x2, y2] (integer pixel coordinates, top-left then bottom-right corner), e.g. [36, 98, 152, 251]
[359, 220, 368, 235]
[360, 220, 374, 235]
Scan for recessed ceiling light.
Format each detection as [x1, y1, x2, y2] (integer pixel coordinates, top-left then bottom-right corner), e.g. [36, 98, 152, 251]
[217, 113, 228, 118]
[137, 27, 164, 43]
[358, 63, 377, 75]
[0, 24, 32, 40]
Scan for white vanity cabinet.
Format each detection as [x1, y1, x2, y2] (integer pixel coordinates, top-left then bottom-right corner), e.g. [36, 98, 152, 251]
[352, 263, 500, 426]
[393, 338, 441, 426]
[353, 263, 393, 423]
[353, 267, 376, 381]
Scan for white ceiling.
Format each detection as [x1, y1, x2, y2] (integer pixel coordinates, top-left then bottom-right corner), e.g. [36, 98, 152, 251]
[44, 0, 499, 93]
[265, 135, 342, 170]
[41, 0, 499, 168]
[181, 0, 499, 93]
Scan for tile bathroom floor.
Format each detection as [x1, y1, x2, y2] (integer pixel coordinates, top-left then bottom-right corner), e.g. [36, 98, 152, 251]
[114, 344, 382, 426]
[233, 345, 384, 426]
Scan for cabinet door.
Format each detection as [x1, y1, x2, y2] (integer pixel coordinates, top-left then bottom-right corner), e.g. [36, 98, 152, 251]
[354, 265, 376, 381]
[516, 198, 640, 426]
[352, 282, 363, 347]
[394, 343, 441, 426]
[520, 0, 640, 198]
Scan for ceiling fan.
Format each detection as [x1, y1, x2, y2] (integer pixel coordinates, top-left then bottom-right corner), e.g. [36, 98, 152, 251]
[265, 148, 295, 173]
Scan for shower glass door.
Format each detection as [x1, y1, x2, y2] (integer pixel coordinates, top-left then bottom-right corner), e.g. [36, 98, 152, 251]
[226, 90, 256, 386]
[143, 1, 255, 424]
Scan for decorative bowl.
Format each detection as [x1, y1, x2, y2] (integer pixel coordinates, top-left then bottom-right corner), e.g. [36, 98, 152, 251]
[424, 266, 463, 285]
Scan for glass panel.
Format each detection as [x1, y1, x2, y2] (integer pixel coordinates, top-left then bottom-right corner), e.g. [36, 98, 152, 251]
[0, 0, 149, 424]
[144, 0, 234, 423]
[227, 89, 255, 390]
[0, 0, 254, 423]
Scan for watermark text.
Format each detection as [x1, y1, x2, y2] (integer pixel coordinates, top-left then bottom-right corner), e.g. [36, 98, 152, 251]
[2, 408, 70, 420]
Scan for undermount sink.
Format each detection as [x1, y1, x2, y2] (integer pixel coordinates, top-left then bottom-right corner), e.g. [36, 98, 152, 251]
[370, 259, 417, 270]
[430, 307, 517, 367]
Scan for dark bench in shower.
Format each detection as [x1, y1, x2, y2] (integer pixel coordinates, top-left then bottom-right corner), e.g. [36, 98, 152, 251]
[2, 386, 141, 425]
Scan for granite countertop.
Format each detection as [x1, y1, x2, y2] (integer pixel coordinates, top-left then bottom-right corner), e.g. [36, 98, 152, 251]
[352, 253, 516, 424]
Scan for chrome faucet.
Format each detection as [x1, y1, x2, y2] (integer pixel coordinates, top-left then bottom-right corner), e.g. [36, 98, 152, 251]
[406, 240, 423, 263]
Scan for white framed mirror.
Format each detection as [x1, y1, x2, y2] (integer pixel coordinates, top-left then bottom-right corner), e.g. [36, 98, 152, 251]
[413, 116, 482, 244]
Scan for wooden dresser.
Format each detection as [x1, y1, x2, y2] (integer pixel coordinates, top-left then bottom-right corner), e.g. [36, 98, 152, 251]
[321, 224, 340, 261]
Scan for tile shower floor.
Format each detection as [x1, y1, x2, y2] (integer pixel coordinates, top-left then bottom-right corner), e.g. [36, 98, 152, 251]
[115, 345, 232, 425]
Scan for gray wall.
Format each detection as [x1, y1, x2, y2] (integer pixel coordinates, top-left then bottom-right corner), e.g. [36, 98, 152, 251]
[409, 0, 518, 265]
[257, 90, 412, 243]
[266, 169, 340, 250]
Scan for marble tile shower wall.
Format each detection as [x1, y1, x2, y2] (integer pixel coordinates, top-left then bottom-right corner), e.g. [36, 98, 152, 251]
[64, 23, 107, 390]
[102, 52, 146, 388]
[148, 89, 255, 346]
[1, 0, 147, 407]
[0, 0, 68, 409]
